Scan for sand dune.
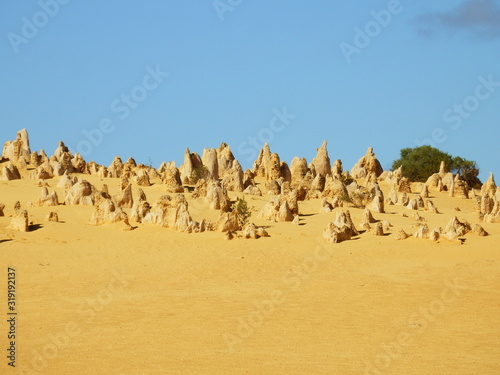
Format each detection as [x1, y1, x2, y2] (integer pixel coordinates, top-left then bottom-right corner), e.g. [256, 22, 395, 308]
[1, 130, 499, 374]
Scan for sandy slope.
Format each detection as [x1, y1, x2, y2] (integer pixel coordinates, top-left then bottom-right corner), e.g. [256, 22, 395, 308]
[0, 173, 499, 375]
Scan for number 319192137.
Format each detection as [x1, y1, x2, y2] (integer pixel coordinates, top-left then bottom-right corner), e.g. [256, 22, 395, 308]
[8, 268, 16, 312]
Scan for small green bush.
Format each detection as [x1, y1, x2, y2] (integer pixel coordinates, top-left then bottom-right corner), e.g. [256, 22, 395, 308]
[234, 196, 252, 228]
[392, 146, 481, 187]
[190, 165, 210, 183]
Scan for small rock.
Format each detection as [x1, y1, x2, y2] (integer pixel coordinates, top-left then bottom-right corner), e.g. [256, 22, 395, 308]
[8, 209, 29, 232]
[472, 224, 488, 236]
[396, 229, 410, 240]
[46, 212, 59, 222]
[429, 228, 441, 241]
[372, 222, 384, 236]
[256, 227, 269, 237]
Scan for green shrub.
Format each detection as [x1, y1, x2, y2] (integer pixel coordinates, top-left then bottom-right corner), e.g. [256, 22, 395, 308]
[391, 146, 481, 187]
[190, 165, 210, 183]
[234, 196, 252, 228]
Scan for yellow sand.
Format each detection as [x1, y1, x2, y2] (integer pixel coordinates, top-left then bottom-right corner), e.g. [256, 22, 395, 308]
[0, 171, 499, 374]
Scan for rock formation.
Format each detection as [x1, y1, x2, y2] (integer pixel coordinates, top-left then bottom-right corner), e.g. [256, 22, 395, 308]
[1, 162, 21, 181]
[277, 200, 294, 222]
[122, 157, 137, 178]
[350, 147, 383, 179]
[114, 179, 133, 208]
[451, 174, 469, 199]
[162, 164, 184, 193]
[266, 153, 282, 182]
[345, 210, 359, 236]
[2, 129, 31, 164]
[216, 143, 236, 177]
[481, 173, 496, 197]
[179, 148, 204, 184]
[438, 161, 449, 178]
[406, 199, 418, 210]
[441, 172, 454, 192]
[135, 170, 151, 187]
[371, 194, 385, 213]
[321, 198, 334, 213]
[57, 173, 74, 188]
[216, 210, 239, 232]
[472, 224, 488, 236]
[36, 187, 59, 207]
[429, 228, 441, 241]
[323, 211, 356, 243]
[420, 185, 429, 198]
[426, 174, 442, 191]
[266, 180, 281, 196]
[201, 148, 219, 180]
[142, 194, 199, 232]
[414, 224, 429, 239]
[108, 157, 124, 178]
[193, 179, 208, 198]
[64, 179, 94, 205]
[445, 217, 471, 236]
[425, 200, 439, 214]
[311, 140, 331, 177]
[46, 212, 59, 222]
[396, 177, 412, 193]
[242, 223, 269, 239]
[258, 194, 296, 222]
[252, 143, 271, 178]
[90, 199, 128, 226]
[289, 157, 308, 187]
[130, 189, 151, 223]
[205, 181, 231, 211]
[396, 229, 410, 240]
[243, 185, 262, 196]
[361, 208, 377, 226]
[310, 174, 326, 193]
[222, 160, 244, 192]
[7, 209, 29, 232]
[322, 176, 349, 200]
[71, 153, 86, 173]
[332, 159, 343, 178]
[387, 187, 398, 205]
[399, 193, 409, 207]
[372, 222, 384, 236]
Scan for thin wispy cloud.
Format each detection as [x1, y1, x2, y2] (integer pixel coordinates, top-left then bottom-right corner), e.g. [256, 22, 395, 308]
[416, 0, 500, 39]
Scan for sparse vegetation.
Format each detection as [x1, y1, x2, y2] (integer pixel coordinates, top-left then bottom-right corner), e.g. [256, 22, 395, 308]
[190, 165, 210, 183]
[339, 189, 373, 208]
[233, 196, 252, 228]
[339, 193, 353, 205]
[451, 156, 482, 189]
[392, 146, 481, 187]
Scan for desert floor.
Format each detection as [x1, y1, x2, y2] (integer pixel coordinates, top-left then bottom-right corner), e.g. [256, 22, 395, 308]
[1, 173, 499, 374]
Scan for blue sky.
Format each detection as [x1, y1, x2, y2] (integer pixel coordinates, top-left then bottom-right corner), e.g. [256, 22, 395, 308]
[1, 0, 499, 180]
